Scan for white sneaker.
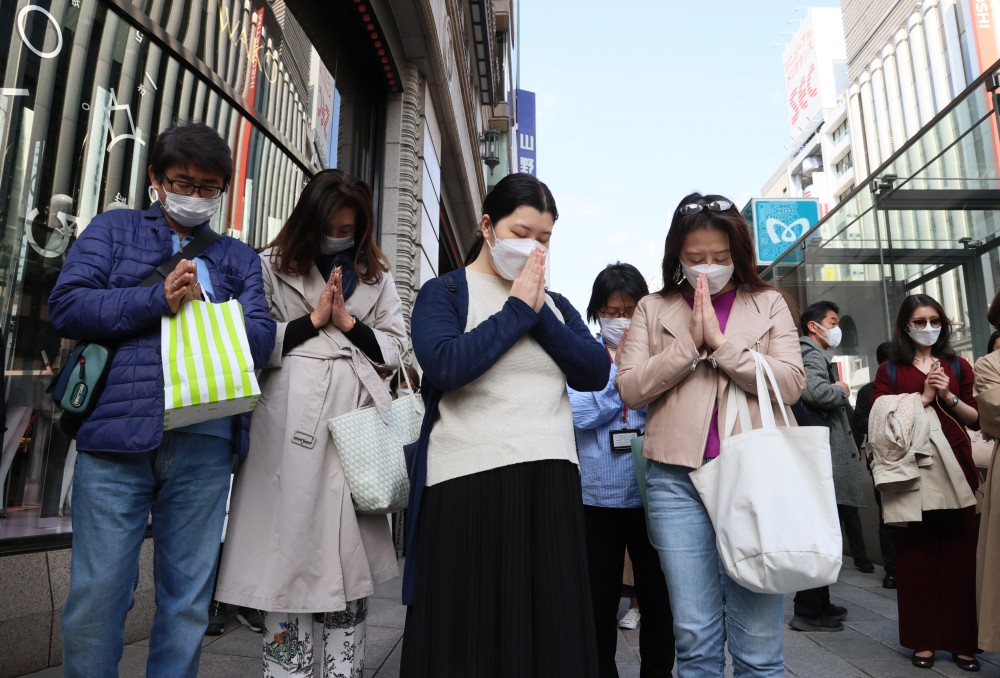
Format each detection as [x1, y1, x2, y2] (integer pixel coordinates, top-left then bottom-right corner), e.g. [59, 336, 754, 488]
[618, 607, 641, 630]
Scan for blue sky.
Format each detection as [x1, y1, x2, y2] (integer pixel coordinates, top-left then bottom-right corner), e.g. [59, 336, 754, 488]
[519, 0, 841, 319]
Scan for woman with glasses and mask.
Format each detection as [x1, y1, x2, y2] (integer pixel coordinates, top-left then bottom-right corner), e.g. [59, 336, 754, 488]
[616, 192, 805, 677]
[214, 169, 407, 677]
[873, 294, 981, 671]
[400, 173, 609, 677]
[569, 262, 675, 678]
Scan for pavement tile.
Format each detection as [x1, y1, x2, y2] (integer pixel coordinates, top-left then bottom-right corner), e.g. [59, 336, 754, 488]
[366, 596, 405, 630]
[364, 625, 404, 669]
[373, 638, 402, 676]
[200, 624, 261, 658]
[615, 632, 640, 664]
[783, 645, 870, 677]
[859, 658, 954, 677]
[808, 627, 910, 661]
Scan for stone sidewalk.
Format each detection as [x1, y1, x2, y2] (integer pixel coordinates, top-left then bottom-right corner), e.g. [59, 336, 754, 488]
[25, 558, 1000, 677]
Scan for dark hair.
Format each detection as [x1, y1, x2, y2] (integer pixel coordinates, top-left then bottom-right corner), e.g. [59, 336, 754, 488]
[889, 294, 954, 364]
[149, 121, 233, 186]
[876, 341, 892, 364]
[463, 173, 558, 265]
[267, 169, 388, 284]
[988, 330, 1000, 354]
[800, 300, 839, 336]
[989, 289, 1000, 328]
[585, 262, 649, 323]
[659, 192, 773, 296]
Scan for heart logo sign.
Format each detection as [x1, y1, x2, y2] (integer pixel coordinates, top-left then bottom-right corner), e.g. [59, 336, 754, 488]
[765, 217, 810, 245]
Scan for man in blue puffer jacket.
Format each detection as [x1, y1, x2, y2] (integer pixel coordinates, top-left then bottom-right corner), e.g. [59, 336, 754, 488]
[48, 122, 276, 678]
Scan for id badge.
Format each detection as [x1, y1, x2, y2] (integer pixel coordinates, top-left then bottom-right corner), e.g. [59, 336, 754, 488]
[609, 428, 640, 453]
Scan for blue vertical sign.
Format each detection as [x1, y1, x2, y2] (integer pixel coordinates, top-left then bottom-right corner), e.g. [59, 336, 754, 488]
[750, 198, 821, 265]
[516, 89, 537, 176]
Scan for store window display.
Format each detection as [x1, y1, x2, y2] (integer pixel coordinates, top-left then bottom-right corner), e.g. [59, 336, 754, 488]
[0, 0, 383, 547]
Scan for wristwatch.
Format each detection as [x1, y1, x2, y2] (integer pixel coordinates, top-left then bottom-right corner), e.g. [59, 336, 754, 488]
[947, 395, 959, 408]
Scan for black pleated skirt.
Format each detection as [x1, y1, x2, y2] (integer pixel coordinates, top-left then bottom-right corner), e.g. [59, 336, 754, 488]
[400, 459, 598, 678]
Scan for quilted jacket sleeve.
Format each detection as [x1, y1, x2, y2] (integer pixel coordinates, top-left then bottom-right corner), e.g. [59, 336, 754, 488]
[49, 215, 171, 341]
[232, 244, 276, 369]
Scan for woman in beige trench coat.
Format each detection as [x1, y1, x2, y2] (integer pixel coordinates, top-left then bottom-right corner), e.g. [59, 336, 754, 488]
[216, 170, 405, 677]
[974, 328, 1000, 653]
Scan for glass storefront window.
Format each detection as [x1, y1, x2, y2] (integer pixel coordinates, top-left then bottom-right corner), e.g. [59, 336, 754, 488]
[763, 61, 1000, 401]
[0, 0, 384, 549]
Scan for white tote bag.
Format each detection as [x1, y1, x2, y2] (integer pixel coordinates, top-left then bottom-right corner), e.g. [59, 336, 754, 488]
[328, 354, 423, 515]
[690, 350, 842, 594]
[161, 299, 261, 429]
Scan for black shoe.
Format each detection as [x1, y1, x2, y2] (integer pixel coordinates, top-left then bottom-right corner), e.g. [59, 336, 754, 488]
[206, 600, 225, 636]
[911, 651, 935, 669]
[822, 604, 848, 621]
[237, 607, 265, 633]
[789, 614, 844, 632]
[854, 559, 875, 573]
[882, 574, 897, 589]
[952, 654, 981, 672]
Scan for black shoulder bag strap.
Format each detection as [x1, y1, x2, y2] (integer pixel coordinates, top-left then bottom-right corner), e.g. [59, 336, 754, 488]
[138, 226, 222, 288]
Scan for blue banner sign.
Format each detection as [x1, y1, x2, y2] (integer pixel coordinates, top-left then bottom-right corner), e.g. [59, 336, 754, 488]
[748, 198, 821, 265]
[516, 89, 536, 176]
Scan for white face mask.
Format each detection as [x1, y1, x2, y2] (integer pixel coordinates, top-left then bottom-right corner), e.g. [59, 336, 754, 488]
[161, 192, 221, 228]
[322, 235, 354, 255]
[487, 228, 543, 280]
[599, 317, 630, 349]
[681, 262, 735, 294]
[397, 386, 414, 399]
[815, 323, 842, 349]
[908, 326, 941, 347]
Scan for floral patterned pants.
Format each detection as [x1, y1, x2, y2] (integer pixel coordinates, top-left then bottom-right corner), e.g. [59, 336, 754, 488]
[262, 598, 368, 678]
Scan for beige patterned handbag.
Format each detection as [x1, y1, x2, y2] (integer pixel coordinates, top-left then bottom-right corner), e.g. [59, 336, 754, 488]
[328, 353, 423, 515]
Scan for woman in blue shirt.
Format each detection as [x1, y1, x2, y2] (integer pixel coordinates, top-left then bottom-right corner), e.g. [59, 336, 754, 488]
[569, 262, 675, 678]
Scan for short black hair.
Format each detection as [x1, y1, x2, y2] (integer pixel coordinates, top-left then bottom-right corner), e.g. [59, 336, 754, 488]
[149, 121, 233, 186]
[876, 341, 891, 364]
[585, 262, 649, 323]
[988, 330, 1000, 354]
[800, 300, 839, 336]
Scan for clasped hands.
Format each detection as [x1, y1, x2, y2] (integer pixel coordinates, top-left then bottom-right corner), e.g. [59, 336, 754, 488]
[921, 362, 953, 407]
[509, 248, 547, 313]
[689, 274, 726, 351]
[164, 260, 203, 314]
[312, 266, 355, 332]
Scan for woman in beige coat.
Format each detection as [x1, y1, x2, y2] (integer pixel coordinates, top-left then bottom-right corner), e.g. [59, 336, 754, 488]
[616, 192, 805, 677]
[216, 170, 405, 677]
[974, 293, 1000, 653]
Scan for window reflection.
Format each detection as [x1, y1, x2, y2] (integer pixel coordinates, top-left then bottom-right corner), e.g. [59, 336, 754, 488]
[0, 0, 379, 545]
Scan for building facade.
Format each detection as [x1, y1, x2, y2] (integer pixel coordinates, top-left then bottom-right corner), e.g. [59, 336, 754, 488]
[761, 0, 1000, 397]
[0, 0, 518, 673]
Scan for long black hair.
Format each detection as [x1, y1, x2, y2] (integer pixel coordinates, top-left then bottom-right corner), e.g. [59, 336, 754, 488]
[463, 173, 558, 265]
[586, 262, 649, 323]
[889, 294, 955, 364]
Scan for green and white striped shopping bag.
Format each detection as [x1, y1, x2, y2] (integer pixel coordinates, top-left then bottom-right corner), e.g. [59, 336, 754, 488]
[161, 299, 261, 430]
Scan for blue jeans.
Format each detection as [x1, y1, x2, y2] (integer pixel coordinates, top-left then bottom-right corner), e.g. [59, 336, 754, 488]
[62, 431, 232, 678]
[646, 462, 784, 678]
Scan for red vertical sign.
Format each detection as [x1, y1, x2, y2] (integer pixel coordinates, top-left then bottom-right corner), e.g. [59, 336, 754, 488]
[970, 0, 1000, 185]
[229, 7, 265, 237]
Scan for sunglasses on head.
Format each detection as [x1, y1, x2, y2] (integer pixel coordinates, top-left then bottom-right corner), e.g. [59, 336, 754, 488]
[678, 199, 734, 215]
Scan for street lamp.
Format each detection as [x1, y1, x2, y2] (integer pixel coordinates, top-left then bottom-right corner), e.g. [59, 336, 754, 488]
[480, 129, 500, 172]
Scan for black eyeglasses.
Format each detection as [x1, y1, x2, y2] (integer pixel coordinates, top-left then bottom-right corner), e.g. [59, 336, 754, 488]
[678, 200, 733, 215]
[160, 174, 225, 199]
[598, 307, 637, 319]
[909, 318, 943, 329]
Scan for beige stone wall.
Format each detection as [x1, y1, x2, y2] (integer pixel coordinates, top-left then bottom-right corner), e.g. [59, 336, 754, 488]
[0, 540, 156, 674]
